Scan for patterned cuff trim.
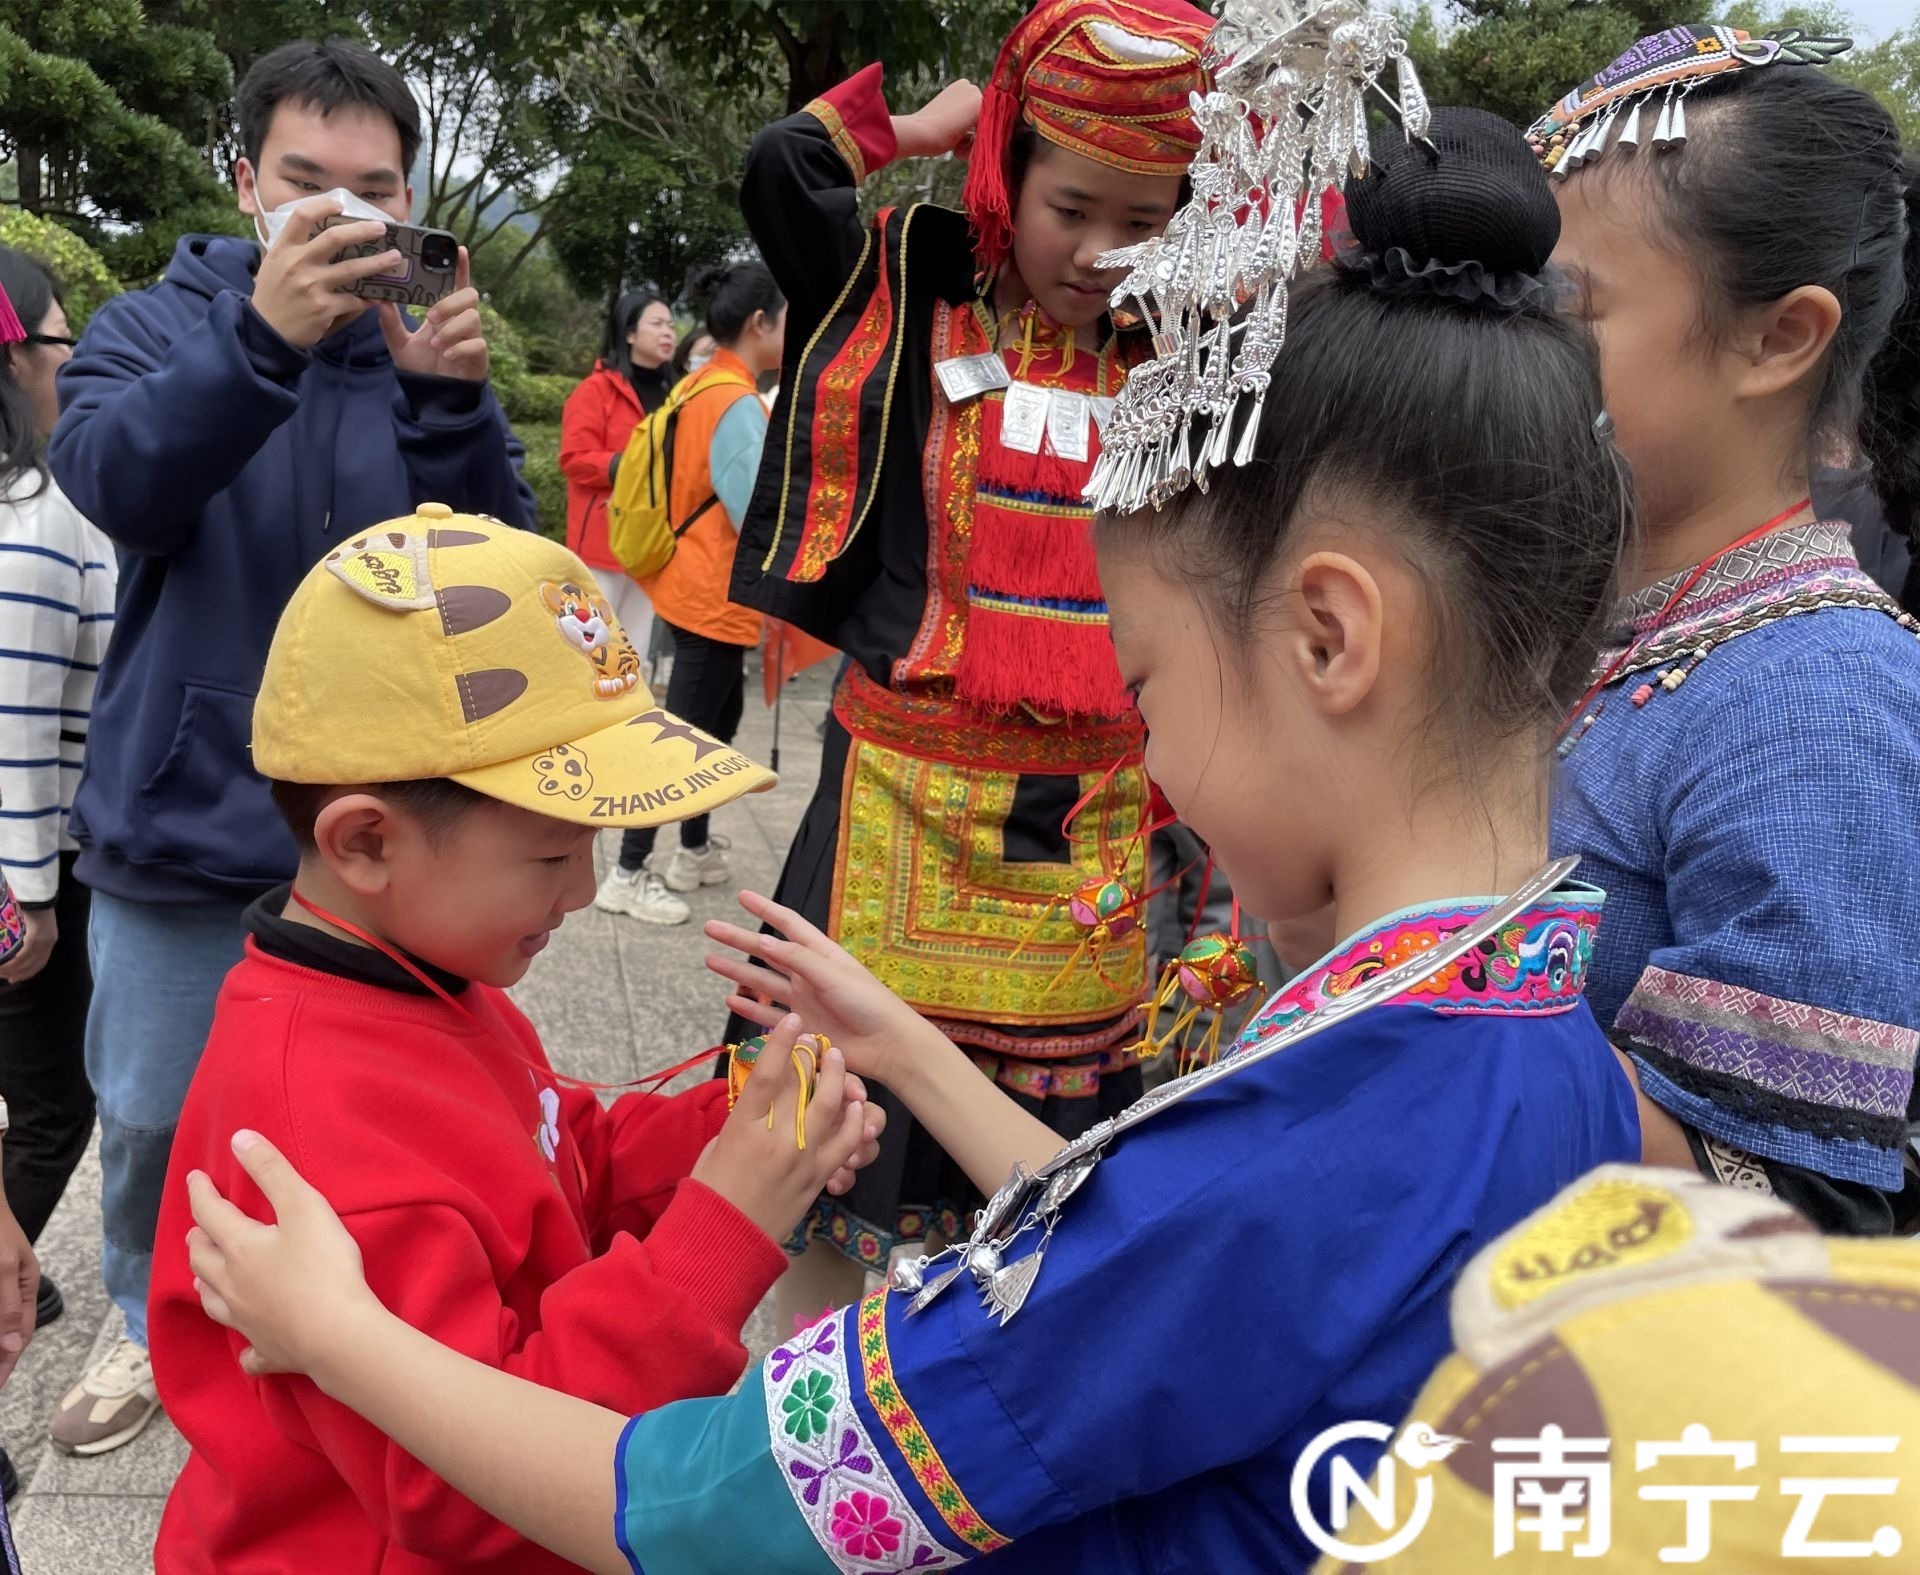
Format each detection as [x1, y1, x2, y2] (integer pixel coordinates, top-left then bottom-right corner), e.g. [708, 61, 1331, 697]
[1631, 1056, 1904, 1191]
[805, 99, 868, 184]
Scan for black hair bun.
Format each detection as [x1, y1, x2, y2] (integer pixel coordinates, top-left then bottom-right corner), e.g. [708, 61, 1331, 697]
[686, 261, 733, 304]
[1342, 106, 1560, 301]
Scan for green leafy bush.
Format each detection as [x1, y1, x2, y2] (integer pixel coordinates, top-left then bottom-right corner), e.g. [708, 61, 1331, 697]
[0, 207, 121, 331]
[515, 419, 566, 543]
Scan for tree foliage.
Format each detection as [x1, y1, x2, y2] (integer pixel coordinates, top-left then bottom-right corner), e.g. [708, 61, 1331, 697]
[613, 0, 1026, 115]
[0, 0, 229, 226]
[0, 206, 121, 331]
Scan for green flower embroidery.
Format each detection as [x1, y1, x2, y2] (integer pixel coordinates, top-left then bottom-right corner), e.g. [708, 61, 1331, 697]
[781, 1371, 835, 1443]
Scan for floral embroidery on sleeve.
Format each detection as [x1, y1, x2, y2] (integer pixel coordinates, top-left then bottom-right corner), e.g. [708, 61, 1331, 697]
[763, 1303, 966, 1570]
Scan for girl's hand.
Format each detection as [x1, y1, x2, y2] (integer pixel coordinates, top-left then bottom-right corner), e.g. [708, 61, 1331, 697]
[706, 893, 928, 1087]
[186, 1131, 380, 1380]
[890, 80, 983, 162]
[690, 1013, 873, 1242]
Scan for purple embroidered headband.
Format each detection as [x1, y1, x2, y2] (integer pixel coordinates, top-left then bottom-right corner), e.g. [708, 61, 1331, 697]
[1526, 24, 1851, 179]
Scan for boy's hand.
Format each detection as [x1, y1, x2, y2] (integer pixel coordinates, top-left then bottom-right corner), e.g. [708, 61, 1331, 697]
[706, 893, 928, 1089]
[380, 247, 489, 382]
[691, 1013, 875, 1243]
[0, 906, 56, 986]
[250, 196, 397, 349]
[0, 1189, 39, 1388]
[186, 1131, 380, 1380]
[891, 80, 983, 162]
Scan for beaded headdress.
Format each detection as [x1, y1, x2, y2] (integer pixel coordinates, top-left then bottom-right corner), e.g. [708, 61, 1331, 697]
[1525, 25, 1851, 180]
[1084, 0, 1430, 515]
[965, 0, 1214, 276]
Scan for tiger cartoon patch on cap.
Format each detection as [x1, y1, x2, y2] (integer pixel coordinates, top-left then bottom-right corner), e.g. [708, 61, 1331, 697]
[254, 506, 776, 827]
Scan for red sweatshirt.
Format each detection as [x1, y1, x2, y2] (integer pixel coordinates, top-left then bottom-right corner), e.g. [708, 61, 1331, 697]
[150, 943, 785, 1574]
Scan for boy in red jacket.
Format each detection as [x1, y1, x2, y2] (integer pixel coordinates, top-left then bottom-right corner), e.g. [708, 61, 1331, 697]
[148, 508, 881, 1574]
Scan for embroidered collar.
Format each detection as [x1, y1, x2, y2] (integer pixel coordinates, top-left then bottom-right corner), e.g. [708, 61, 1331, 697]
[1587, 522, 1910, 689]
[1613, 522, 1863, 642]
[1237, 885, 1603, 1045]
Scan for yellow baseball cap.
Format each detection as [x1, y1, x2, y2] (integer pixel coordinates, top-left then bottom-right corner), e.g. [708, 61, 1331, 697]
[253, 506, 776, 827]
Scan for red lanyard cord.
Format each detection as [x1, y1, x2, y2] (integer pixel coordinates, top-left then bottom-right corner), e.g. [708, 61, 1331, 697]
[286, 889, 721, 1094]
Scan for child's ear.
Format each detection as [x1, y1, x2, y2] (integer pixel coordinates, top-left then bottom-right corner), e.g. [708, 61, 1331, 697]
[311, 793, 401, 897]
[1289, 550, 1383, 716]
[1730, 283, 1841, 402]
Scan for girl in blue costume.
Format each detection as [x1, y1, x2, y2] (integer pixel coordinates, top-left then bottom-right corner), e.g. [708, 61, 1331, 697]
[1532, 27, 1920, 1232]
[178, 108, 1639, 1573]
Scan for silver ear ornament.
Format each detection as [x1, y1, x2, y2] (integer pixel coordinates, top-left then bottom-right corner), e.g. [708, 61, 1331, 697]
[1083, 1, 1428, 517]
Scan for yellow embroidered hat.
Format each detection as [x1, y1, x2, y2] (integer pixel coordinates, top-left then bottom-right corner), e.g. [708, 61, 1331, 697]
[1310, 1165, 1920, 1570]
[253, 507, 776, 827]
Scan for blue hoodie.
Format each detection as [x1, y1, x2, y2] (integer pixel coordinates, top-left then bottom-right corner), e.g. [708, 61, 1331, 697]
[50, 233, 536, 904]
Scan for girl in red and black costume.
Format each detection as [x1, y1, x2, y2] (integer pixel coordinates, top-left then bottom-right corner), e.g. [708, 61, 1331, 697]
[725, 0, 1250, 1318]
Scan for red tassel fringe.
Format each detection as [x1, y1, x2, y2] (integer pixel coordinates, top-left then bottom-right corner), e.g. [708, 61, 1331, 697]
[963, 84, 1020, 277]
[956, 602, 1133, 719]
[967, 497, 1105, 602]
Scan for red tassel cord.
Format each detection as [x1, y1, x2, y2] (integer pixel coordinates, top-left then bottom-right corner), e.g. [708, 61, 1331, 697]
[963, 82, 1020, 276]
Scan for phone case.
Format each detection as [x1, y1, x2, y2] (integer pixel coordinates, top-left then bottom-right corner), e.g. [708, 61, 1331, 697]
[0, 860, 23, 967]
[317, 217, 459, 308]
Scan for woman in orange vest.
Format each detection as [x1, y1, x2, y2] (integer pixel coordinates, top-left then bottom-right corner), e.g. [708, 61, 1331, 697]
[559, 291, 677, 664]
[594, 263, 786, 927]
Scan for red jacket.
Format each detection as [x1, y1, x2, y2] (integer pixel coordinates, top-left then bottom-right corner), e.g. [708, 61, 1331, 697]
[150, 945, 783, 1575]
[559, 362, 647, 570]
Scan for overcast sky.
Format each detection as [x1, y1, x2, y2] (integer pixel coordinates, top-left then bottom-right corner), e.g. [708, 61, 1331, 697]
[1844, 0, 1911, 41]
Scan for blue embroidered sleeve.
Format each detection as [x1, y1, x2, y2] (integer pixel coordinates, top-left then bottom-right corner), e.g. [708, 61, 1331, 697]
[1619, 628, 1920, 1187]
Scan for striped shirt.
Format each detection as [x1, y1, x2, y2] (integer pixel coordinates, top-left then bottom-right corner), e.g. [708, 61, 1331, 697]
[0, 471, 115, 903]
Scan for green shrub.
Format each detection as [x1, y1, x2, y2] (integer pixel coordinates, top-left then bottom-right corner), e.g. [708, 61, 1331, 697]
[484, 301, 576, 428]
[496, 368, 573, 426]
[0, 207, 121, 331]
[515, 419, 566, 543]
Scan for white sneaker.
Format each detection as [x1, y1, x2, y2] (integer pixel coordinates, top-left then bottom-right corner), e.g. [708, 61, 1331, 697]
[663, 834, 732, 893]
[594, 863, 690, 925]
[49, 1337, 160, 1456]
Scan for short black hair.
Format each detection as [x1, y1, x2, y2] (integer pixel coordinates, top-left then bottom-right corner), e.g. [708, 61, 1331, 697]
[270, 777, 489, 852]
[236, 39, 421, 176]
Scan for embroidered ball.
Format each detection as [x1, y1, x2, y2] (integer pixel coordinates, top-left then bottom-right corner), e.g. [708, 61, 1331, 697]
[1175, 934, 1260, 1007]
[726, 1034, 768, 1108]
[1068, 876, 1138, 941]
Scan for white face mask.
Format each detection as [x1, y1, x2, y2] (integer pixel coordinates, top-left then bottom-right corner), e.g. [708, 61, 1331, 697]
[251, 187, 393, 250]
[688, 346, 714, 372]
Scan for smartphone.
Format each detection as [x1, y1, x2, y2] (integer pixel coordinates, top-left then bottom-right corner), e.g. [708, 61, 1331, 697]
[317, 216, 460, 308]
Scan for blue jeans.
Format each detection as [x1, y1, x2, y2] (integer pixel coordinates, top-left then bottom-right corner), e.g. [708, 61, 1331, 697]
[84, 891, 247, 1348]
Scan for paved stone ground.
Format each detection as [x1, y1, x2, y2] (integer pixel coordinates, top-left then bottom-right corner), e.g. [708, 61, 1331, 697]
[1, 658, 839, 1571]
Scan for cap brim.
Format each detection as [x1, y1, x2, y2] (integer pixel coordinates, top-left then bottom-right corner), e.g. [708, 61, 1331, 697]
[449, 703, 776, 829]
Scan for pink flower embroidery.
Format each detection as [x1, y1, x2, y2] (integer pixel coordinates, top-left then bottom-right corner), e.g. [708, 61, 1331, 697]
[830, 1490, 904, 1560]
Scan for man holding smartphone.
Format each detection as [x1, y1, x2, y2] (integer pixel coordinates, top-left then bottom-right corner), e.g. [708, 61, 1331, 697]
[45, 38, 534, 1459]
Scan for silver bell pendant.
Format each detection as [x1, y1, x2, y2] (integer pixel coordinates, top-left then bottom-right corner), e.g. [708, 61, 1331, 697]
[889, 1254, 929, 1295]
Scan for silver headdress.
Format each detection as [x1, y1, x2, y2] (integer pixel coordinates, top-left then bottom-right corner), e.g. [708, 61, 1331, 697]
[1084, 0, 1428, 515]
